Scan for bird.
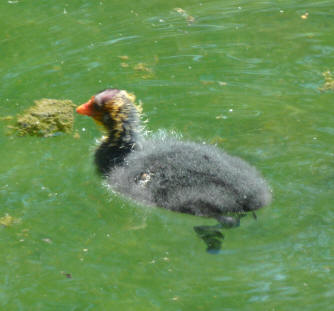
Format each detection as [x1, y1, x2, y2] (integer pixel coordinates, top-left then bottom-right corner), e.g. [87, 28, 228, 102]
[76, 89, 272, 250]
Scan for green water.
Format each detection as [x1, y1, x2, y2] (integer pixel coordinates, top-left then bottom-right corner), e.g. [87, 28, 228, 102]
[1, 0, 333, 310]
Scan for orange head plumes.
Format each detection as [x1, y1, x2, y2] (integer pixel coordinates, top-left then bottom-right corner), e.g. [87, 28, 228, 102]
[76, 89, 142, 144]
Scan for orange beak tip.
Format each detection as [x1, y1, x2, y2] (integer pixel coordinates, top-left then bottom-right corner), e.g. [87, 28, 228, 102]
[76, 102, 93, 116]
[76, 106, 84, 114]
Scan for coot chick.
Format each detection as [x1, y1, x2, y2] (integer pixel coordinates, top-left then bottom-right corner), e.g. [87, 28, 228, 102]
[76, 89, 271, 229]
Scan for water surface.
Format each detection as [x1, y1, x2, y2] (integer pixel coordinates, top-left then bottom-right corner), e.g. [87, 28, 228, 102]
[1, 0, 333, 310]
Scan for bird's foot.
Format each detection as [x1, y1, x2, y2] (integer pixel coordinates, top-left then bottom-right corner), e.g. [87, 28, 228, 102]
[194, 225, 224, 254]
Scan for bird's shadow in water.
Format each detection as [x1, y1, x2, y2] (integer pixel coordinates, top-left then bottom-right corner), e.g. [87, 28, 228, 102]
[194, 213, 255, 254]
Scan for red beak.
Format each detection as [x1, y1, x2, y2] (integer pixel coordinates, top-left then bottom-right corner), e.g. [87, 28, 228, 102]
[76, 97, 94, 116]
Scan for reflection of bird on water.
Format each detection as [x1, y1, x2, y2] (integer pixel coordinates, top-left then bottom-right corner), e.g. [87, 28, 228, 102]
[76, 89, 272, 252]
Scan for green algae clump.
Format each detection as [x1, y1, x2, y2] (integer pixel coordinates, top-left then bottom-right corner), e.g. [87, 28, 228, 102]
[14, 98, 75, 137]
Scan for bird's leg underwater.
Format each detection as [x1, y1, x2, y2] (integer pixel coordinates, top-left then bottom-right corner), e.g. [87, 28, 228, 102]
[215, 213, 247, 229]
[252, 211, 257, 220]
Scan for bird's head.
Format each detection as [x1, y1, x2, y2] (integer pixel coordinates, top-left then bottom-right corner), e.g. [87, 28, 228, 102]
[77, 89, 142, 143]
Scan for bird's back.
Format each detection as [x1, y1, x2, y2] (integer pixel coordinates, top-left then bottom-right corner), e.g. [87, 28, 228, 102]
[108, 137, 271, 217]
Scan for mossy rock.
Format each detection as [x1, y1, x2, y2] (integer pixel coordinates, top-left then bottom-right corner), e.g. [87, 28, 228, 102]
[14, 98, 75, 137]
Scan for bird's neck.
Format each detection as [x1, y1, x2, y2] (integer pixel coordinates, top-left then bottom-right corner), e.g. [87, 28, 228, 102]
[94, 122, 142, 175]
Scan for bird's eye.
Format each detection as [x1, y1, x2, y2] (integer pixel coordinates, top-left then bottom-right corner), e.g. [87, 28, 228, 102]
[92, 100, 102, 111]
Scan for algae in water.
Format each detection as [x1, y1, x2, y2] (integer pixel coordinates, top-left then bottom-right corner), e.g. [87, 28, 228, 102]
[13, 98, 75, 137]
[319, 70, 334, 92]
[0, 213, 20, 227]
